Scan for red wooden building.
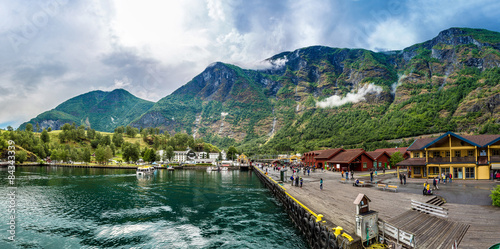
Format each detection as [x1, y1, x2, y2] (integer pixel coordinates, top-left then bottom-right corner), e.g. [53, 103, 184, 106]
[302, 150, 323, 168]
[314, 148, 344, 169]
[326, 149, 375, 172]
[366, 151, 391, 169]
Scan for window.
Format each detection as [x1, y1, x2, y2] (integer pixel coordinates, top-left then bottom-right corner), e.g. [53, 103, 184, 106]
[373, 161, 377, 167]
[433, 151, 440, 158]
[414, 167, 421, 174]
[445, 151, 450, 157]
[429, 167, 439, 175]
[363, 162, 367, 168]
[465, 167, 475, 179]
[423, 152, 426, 158]
[493, 150, 500, 156]
[379, 162, 382, 167]
[441, 167, 450, 176]
[413, 152, 419, 158]
[455, 151, 461, 157]
[468, 150, 474, 157]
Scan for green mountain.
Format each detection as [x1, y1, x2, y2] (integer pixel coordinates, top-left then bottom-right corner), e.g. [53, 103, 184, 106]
[22, 28, 500, 153]
[20, 89, 154, 132]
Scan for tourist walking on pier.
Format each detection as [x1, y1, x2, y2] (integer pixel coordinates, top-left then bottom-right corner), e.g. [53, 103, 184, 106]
[307, 168, 310, 176]
[320, 178, 323, 190]
[290, 175, 294, 186]
[351, 170, 354, 180]
[403, 173, 406, 185]
[300, 177, 303, 188]
[341, 170, 344, 178]
[295, 176, 299, 187]
[433, 177, 439, 190]
[400, 173, 403, 184]
[370, 170, 373, 182]
[345, 171, 349, 180]
[449, 173, 452, 183]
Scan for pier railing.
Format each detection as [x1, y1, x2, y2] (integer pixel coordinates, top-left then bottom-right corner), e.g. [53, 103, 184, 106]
[378, 220, 416, 248]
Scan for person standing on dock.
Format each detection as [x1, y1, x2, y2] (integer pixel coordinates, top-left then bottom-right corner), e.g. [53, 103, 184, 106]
[341, 170, 344, 178]
[433, 177, 439, 190]
[351, 170, 354, 180]
[290, 175, 294, 186]
[370, 170, 373, 182]
[295, 176, 299, 187]
[320, 178, 323, 190]
[403, 173, 407, 185]
[300, 177, 303, 188]
[345, 171, 349, 180]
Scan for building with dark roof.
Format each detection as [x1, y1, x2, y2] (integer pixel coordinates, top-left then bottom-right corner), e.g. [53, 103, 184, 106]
[366, 151, 391, 169]
[396, 132, 500, 180]
[374, 147, 410, 159]
[314, 148, 344, 169]
[326, 149, 375, 172]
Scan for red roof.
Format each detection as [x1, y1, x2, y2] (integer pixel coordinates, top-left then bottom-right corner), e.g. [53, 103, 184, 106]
[366, 151, 390, 160]
[327, 149, 372, 164]
[374, 147, 409, 155]
[314, 148, 344, 160]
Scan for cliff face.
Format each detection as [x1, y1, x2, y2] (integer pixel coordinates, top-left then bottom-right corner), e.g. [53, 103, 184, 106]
[22, 28, 500, 150]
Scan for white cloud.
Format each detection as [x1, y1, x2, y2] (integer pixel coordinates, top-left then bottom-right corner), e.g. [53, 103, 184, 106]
[317, 84, 383, 108]
[0, 0, 499, 128]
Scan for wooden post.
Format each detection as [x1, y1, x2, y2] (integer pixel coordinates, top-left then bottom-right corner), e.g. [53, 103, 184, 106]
[449, 134, 452, 163]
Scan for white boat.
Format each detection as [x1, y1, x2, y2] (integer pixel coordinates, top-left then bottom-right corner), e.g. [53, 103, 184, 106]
[136, 166, 156, 175]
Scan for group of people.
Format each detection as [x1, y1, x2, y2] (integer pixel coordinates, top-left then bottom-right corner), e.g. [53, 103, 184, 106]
[290, 175, 304, 188]
[341, 170, 354, 179]
[439, 172, 453, 184]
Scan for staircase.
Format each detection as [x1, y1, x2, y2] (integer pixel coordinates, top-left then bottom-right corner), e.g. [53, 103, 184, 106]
[426, 196, 445, 206]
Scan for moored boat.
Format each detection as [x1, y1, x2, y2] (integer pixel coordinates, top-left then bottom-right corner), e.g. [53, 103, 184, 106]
[136, 166, 156, 175]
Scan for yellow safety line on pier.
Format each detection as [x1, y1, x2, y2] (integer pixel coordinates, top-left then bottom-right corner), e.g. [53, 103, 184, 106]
[254, 166, 317, 218]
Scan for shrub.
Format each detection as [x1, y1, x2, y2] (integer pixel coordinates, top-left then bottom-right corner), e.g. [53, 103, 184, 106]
[492, 185, 500, 207]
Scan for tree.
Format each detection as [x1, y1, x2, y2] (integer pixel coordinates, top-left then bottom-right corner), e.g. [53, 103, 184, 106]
[7, 126, 13, 131]
[81, 147, 91, 163]
[165, 146, 174, 161]
[227, 146, 238, 161]
[95, 145, 112, 164]
[26, 123, 33, 132]
[123, 143, 140, 162]
[41, 129, 50, 143]
[16, 150, 27, 163]
[47, 127, 52, 132]
[35, 123, 40, 132]
[389, 151, 405, 168]
[112, 133, 124, 147]
[126, 126, 138, 138]
[114, 126, 125, 134]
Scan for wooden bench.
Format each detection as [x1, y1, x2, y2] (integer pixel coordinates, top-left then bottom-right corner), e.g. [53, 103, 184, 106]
[353, 181, 368, 187]
[377, 183, 387, 190]
[339, 178, 347, 184]
[387, 185, 398, 192]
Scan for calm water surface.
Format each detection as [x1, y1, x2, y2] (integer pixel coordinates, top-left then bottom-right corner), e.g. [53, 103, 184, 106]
[0, 166, 308, 248]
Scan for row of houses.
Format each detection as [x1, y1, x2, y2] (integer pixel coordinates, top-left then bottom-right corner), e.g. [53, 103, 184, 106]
[301, 147, 409, 172]
[397, 132, 500, 180]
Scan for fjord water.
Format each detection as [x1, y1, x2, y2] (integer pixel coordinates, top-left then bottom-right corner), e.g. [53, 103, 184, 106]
[0, 167, 308, 248]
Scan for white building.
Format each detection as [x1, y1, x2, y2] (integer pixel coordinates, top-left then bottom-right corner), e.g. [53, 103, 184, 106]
[171, 149, 227, 165]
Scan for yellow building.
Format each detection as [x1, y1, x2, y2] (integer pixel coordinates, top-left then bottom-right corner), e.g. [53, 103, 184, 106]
[397, 132, 500, 180]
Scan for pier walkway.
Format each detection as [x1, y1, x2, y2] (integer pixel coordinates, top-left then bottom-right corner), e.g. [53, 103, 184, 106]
[261, 167, 500, 248]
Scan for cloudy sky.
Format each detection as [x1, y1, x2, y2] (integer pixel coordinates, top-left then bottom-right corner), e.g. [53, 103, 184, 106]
[1, 0, 499, 128]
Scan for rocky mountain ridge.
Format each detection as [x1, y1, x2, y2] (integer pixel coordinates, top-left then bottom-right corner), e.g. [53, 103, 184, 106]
[21, 28, 500, 153]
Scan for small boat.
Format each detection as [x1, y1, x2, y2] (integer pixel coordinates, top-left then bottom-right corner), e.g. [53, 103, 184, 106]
[167, 165, 174, 171]
[136, 166, 156, 175]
